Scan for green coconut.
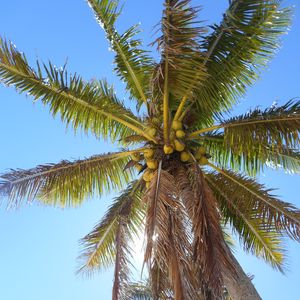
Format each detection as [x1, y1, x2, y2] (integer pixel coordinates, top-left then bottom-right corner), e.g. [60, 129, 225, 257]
[144, 148, 154, 159]
[164, 145, 174, 154]
[180, 151, 190, 162]
[147, 159, 158, 170]
[171, 120, 183, 130]
[176, 130, 186, 139]
[143, 170, 151, 182]
[199, 156, 209, 165]
[146, 127, 157, 137]
[131, 153, 141, 162]
[174, 139, 185, 152]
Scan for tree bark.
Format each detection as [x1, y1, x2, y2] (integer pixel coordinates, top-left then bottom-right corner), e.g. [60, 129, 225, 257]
[222, 248, 262, 300]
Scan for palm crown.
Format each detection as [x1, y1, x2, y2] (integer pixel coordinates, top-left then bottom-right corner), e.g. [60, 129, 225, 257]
[0, 0, 299, 299]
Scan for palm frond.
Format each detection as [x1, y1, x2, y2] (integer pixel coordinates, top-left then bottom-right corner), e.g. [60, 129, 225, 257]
[153, 0, 207, 104]
[206, 173, 285, 271]
[87, 0, 153, 107]
[190, 99, 300, 141]
[200, 133, 300, 176]
[144, 168, 197, 299]
[175, 164, 236, 298]
[192, 0, 292, 125]
[208, 165, 300, 242]
[0, 38, 159, 143]
[0, 150, 140, 208]
[112, 217, 132, 300]
[77, 180, 145, 275]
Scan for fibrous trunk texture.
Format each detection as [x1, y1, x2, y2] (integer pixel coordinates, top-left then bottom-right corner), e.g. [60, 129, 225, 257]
[223, 248, 262, 300]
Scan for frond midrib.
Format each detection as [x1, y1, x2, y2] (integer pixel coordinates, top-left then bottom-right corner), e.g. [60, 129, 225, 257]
[0, 62, 156, 143]
[206, 175, 282, 265]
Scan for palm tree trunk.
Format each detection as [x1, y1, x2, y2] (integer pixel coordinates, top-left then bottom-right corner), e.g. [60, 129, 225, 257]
[223, 248, 262, 300]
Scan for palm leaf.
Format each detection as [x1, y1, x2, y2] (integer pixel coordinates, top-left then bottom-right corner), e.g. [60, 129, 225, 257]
[192, 0, 292, 125]
[0, 150, 140, 208]
[112, 217, 132, 300]
[175, 164, 236, 298]
[208, 165, 300, 242]
[200, 133, 300, 176]
[144, 168, 197, 299]
[153, 0, 207, 103]
[77, 180, 145, 275]
[0, 38, 158, 143]
[87, 0, 153, 107]
[206, 172, 285, 271]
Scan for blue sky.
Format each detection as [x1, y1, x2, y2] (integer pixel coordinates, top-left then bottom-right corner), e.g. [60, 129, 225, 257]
[0, 1, 299, 299]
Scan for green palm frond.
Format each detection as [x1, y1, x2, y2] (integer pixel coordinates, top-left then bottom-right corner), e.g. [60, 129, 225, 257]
[88, 0, 153, 107]
[154, 0, 207, 103]
[0, 150, 140, 208]
[78, 180, 145, 275]
[200, 133, 300, 176]
[208, 165, 300, 242]
[193, 0, 292, 124]
[206, 173, 285, 271]
[0, 38, 159, 143]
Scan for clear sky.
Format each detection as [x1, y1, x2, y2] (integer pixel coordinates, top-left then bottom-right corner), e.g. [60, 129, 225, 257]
[0, 1, 299, 299]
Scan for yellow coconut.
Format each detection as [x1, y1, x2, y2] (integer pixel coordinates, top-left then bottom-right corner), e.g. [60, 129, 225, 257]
[143, 170, 151, 182]
[199, 156, 209, 165]
[171, 120, 183, 131]
[176, 130, 186, 139]
[149, 172, 155, 181]
[135, 163, 144, 172]
[131, 153, 141, 162]
[144, 148, 154, 159]
[164, 144, 174, 154]
[174, 139, 185, 152]
[146, 127, 157, 137]
[147, 159, 158, 170]
[180, 151, 190, 162]
[146, 182, 151, 189]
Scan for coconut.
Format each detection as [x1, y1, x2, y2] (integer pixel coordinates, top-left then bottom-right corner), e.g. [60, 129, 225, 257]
[164, 145, 174, 154]
[199, 156, 209, 165]
[144, 148, 154, 159]
[147, 159, 158, 170]
[171, 120, 183, 130]
[146, 182, 151, 189]
[180, 151, 190, 162]
[135, 163, 143, 172]
[176, 130, 186, 138]
[146, 127, 157, 137]
[143, 170, 151, 182]
[149, 172, 155, 181]
[174, 139, 185, 152]
[131, 153, 141, 162]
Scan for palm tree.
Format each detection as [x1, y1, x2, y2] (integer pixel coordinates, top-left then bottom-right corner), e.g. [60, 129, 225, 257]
[0, 0, 299, 299]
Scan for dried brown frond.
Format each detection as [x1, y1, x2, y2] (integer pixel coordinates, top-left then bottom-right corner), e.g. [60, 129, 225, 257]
[143, 167, 197, 299]
[175, 164, 236, 298]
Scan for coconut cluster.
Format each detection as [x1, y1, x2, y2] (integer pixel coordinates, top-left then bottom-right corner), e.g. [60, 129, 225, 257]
[130, 120, 210, 188]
